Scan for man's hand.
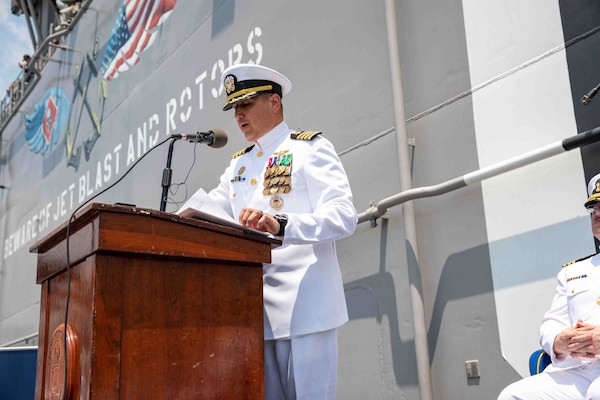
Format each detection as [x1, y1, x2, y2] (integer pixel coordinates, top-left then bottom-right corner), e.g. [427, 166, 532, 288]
[238, 208, 280, 235]
[554, 319, 600, 359]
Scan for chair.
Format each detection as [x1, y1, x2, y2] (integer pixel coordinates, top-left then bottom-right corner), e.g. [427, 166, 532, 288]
[529, 349, 551, 375]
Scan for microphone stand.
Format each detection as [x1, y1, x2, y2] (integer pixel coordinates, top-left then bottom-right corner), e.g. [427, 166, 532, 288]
[160, 138, 176, 212]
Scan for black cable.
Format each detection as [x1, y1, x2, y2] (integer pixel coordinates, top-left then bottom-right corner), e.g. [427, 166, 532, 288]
[61, 135, 172, 400]
[166, 141, 200, 210]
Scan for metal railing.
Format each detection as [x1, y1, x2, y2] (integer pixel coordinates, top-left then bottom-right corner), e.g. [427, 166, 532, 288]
[0, 0, 92, 134]
[358, 126, 600, 226]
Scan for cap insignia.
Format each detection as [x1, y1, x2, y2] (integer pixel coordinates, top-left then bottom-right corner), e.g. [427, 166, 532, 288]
[224, 74, 236, 95]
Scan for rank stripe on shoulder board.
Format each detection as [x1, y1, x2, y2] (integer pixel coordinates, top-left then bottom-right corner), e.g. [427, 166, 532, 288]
[291, 131, 322, 141]
[231, 145, 255, 159]
[562, 253, 598, 268]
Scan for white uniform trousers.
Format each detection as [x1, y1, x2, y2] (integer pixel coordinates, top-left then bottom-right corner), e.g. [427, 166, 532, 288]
[264, 328, 339, 400]
[498, 361, 600, 400]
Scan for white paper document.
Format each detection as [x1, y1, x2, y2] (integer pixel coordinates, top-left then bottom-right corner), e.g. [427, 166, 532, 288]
[176, 189, 271, 236]
[176, 188, 235, 222]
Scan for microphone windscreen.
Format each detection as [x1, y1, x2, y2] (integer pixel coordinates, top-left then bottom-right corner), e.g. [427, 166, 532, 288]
[209, 128, 228, 148]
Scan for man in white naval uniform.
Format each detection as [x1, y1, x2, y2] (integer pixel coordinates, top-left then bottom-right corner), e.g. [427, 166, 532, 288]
[498, 172, 600, 399]
[203, 63, 357, 399]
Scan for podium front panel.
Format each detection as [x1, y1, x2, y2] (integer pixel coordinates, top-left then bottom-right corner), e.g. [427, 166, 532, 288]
[32, 205, 268, 399]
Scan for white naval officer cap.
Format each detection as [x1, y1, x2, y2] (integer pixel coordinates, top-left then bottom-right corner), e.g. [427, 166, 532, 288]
[221, 64, 292, 111]
[585, 172, 600, 208]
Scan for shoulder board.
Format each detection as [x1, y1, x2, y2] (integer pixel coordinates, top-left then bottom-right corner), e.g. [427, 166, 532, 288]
[231, 145, 255, 159]
[290, 131, 322, 141]
[562, 253, 597, 268]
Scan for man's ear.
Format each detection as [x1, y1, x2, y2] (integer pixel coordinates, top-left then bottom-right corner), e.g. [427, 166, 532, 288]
[270, 93, 282, 112]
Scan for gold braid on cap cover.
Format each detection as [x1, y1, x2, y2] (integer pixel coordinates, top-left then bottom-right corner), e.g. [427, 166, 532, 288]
[226, 85, 273, 103]
[588, 192, 600, 203]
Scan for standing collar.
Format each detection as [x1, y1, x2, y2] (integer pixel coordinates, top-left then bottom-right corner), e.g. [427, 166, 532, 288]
[254, 121, 291, 149]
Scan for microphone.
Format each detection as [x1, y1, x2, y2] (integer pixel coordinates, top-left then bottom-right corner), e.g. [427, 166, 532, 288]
[581, 83, 600, 105]
[171, 129, 228, 148]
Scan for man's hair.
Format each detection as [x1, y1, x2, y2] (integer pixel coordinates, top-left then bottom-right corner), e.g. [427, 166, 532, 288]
[259, 92, 284, 114]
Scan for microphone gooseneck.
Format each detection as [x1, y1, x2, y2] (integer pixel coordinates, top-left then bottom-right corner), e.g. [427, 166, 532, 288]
[161, 129, 229, 211]
[170, 129, 228, 148]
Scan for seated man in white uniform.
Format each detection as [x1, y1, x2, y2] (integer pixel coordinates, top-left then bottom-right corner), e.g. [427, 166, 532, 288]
[498, 172, 600, 399]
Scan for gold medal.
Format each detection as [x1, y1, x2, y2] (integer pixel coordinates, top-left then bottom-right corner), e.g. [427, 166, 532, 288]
[270, 194, 284, 211]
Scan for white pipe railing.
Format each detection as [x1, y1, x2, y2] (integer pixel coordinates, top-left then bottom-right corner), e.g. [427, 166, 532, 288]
[359, 125, 600, 226]
[1, 332, 38, 347]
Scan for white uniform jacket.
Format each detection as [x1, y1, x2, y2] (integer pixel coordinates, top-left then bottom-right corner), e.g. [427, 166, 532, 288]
[540, 252, 600, 371]
[208, 121, 358, 340]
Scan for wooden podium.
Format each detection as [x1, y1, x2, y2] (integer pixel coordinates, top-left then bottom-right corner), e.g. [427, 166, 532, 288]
[30, 203, 279, 399]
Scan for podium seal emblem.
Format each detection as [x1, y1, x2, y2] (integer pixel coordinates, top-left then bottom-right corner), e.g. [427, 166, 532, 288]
[45, 323, 78, 400]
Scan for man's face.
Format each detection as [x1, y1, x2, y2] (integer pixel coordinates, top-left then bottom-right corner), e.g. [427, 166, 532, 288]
[589, 203, 600, 240]
[232, 93, 280, 142]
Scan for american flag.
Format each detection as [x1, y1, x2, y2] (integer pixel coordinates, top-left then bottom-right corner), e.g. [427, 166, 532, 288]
[100, 0, 177, 81]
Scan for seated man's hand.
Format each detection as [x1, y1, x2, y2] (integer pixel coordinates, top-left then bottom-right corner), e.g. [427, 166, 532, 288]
[554, 320, 599, 359]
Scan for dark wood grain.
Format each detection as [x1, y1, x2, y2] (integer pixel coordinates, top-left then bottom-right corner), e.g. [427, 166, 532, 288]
[32, 203, 273, 399]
